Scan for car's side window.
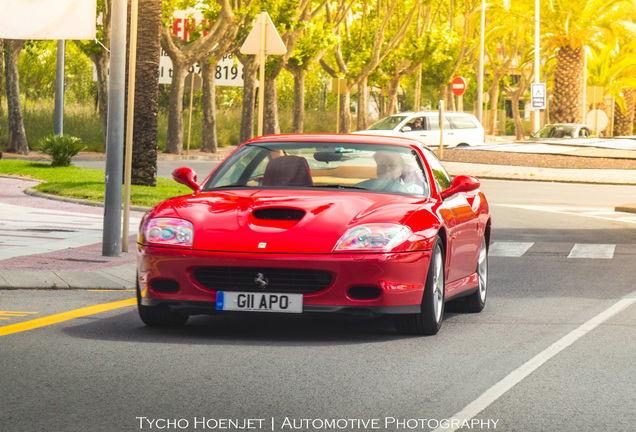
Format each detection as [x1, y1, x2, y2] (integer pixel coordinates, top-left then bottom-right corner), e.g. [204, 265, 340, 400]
[449, 116, 478, 129]
[425, 116, 452, 131]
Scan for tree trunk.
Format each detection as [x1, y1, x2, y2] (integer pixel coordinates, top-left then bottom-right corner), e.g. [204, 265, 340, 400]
[165, 61, 188, 154]
[5, 40, 28, 155]
[613, 101, 630, 137]
[291, 68, 305, 133]
[263, 76, 280, 135]
[625, 89, 635, 136]
[487, 75, 501, 135]
[551, 46, 584, 123]
[239, 55, 258, 144]
[339, 91, 351, 133]
[201, 57, 218, 152]
[413, 64, 422, 111]
[386, 77, 400, 116]
[91, 51, 110, 148]
[127, 0, 160, 186]
[0, 39, 3, 142]
[357, 77, 368, 131]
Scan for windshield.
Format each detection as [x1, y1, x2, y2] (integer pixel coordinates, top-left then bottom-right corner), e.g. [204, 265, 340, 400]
[203, 141, 430, 196]
[367, 116, 408, 131]
[533, 125, 575, 138]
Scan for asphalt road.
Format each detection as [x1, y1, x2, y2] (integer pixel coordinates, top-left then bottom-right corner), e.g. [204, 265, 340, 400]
[1, 180, 635, 432]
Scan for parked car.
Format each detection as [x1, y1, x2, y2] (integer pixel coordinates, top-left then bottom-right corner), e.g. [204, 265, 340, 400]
[137, 134, 491, 336]
[353, 111, 486, 147]
[529, 123, 593, 140]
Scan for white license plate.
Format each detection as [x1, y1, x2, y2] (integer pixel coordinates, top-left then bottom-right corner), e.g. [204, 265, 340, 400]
[216, 292, 303, 313]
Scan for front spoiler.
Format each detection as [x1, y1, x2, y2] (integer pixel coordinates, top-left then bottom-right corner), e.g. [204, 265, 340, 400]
[141, 298, 421, 319]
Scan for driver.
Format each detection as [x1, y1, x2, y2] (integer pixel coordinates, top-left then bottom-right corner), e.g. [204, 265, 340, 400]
[374, 151, 404, 182]
[372, 151, 426, 194]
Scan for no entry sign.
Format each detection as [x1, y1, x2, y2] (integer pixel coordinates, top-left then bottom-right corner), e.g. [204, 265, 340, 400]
[451, 77, 467, 96]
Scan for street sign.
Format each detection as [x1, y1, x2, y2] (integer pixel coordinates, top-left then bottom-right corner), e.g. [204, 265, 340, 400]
[586, 109, 608, 133]
[531, 83, 546, 109]
[451, 77, 467, 96]
[184, 72, 202, 92]
[159, 53, 247, 87]
[240, 12, 287, 56]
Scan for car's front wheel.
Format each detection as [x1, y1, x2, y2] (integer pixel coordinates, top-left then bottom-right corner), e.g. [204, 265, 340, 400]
[395, 237, 445, 336]
[137, 282, 189, 327]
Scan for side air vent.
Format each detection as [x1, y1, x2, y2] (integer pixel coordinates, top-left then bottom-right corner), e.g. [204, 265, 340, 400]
[252, 208, 306, 221]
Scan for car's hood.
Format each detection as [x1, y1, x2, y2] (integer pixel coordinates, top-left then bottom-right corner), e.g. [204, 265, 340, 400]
[150, 190, 429, 253]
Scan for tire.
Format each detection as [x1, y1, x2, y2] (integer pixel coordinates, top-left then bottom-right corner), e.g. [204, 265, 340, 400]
[465, 235, 488, 313]
[395, 237, 445, 336]
[137, 282, 189, 327]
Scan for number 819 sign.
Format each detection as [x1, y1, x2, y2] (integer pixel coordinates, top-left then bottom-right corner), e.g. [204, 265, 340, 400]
[159, 53, 246, 87]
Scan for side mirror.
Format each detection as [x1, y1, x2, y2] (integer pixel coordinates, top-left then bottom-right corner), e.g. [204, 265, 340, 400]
[401, 126, 412, 132]
[440, 175, 480, 200]
[172, 167, 201, 193]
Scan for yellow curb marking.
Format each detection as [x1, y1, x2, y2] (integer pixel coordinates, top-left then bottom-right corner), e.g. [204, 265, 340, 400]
[0, 298, 136, 337]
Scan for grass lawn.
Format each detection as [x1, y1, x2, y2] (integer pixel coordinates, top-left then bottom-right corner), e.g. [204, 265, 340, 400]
[0, 160, 191, 208]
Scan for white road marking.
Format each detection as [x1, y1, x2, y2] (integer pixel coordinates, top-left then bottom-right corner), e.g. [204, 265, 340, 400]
[433, 291, 636, 432]
[494, 203, 636, 225]
[489, 242, 534, 257]
[568, 243, 615, 259]
[0, 202, 141, 261]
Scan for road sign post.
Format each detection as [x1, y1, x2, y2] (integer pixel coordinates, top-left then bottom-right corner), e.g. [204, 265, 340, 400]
[331, 78, 347, 133]
[184, 72, 202, 155]
[451, 77, 467, 112]
[531, 83, 546, 110]
[240, 11, 286, 137]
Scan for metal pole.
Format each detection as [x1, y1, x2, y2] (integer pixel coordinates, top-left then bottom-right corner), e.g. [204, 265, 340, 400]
[533, 0, 541, 133]
[54, 40, 65, 136]
[477, 0, 485, 125]
[102, 0, 127, 257]
[257, 11, 266, 137]
[336, 80, 341, 134]
[122, 0, 139, 253]
[187, 75, 194, 155]
[439, 100, 444, 160]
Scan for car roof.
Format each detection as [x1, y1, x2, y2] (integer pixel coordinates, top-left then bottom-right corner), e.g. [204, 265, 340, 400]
[244, 133, 425, 149]
[389, 111, 477, 117]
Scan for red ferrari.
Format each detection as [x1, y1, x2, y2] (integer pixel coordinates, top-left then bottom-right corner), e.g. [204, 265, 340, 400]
[137, 134, 491, 335]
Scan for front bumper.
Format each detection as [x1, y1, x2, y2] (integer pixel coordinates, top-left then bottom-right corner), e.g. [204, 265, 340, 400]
[137, 245, 432, 316]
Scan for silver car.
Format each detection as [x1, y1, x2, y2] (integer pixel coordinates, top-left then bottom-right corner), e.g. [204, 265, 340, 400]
[529, 123, 594, 140]
[354, 111, 486, 148]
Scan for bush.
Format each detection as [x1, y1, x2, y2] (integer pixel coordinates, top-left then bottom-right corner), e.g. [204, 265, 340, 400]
[37, 134, 86, 166]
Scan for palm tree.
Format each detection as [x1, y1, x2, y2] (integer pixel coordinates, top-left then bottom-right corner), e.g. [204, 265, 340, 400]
[541, 0, 634, 123]
[586, 43, 636, 135]
[128, 0, 162, 186]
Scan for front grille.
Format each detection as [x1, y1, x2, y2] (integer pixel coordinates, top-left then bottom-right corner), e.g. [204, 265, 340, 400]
[193, 267, 333, 294]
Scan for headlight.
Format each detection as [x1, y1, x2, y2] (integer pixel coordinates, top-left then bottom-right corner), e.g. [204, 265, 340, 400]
[334, 224, 412, 252]
[143, 218, 193, 247]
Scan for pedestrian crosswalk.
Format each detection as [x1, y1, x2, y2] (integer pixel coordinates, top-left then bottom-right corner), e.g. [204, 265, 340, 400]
[0, 202, 142, 261]
[490, 241, 625, 259]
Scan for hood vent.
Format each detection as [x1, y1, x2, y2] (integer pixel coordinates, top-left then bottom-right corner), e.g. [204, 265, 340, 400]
[253, 208, 306, 221]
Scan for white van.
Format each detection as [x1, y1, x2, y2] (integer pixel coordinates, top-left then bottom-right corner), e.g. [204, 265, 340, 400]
[354, 111, 485, 148]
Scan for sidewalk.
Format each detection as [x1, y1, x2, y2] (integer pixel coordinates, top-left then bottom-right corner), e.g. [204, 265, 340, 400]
[2, 142, 636, 291]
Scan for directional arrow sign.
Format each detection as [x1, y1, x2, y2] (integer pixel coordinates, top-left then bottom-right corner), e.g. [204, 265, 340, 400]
[531, 83, 546, 109]
[240, 12, 287, 55]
